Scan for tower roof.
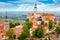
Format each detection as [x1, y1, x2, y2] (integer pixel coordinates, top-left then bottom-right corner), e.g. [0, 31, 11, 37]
[34, 0, 37, 8]
[34, 3, 37, 8]
[5, 11, 7, 19]
[5, 11, 8, 22]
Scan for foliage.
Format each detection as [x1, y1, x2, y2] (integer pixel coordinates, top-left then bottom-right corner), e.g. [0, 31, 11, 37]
[32, 28, 44, 38]
[41, 21, 44, 25]
[6, 28, 15, 39]
[56, 27, 60, 34]
[24, 19, 33, 29]
[10, 22, 20, 28]
[18, 24, 29, 40]
[49, 20, 54, 29]
[44, 23, 48, 26]
[23, 24, 29, 35]
[45, 38, 48, 40]
[18, 32, 28, 40]
[25, 19, 29, 22]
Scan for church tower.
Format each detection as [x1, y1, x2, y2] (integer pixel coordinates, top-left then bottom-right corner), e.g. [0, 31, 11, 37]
[34, 0, 37, 16]
[4, 11, 9, 30]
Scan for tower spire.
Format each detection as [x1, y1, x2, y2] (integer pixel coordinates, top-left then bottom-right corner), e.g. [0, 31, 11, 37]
[34, 0, 37, 8]
[34, 0, 37, 16]
[5, 11, 7, 19]
[5, 11, 8, 22]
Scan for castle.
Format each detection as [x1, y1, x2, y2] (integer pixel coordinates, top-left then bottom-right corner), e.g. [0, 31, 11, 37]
[27, 2, 58, 35]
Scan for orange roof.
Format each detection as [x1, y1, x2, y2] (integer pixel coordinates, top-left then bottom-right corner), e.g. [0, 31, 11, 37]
[32, 19, 37, 23]
[30, 18, 35, 21]
[40, 12, 47, 16]
[42, 26, 49, 30]
[0, 21, 4, 26]
[45, 16, 54, 21]
[32, 27, 36, 30]
[31, 18, 40, 26]
[13, 28, 23, 34]
[28, 13, 34, 16]
[33, 22, 39, 26]
[47, 14, 55, 16]
[0, 29, 7, 34]
[45, 16, 50, 21]
[0, 21, 4, 30]
[13, 28, 23, 38]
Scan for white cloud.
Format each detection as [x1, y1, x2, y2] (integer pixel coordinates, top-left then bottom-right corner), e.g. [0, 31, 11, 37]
[15, 4, 34, 11]
[53, 0, 57, 3]
[0, 2, 13, 7]
[0, 1, 60, 12]
[14, 3, 60, 12]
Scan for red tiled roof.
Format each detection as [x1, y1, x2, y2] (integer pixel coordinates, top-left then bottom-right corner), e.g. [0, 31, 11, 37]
[33, 22, 39, 26]
[45, 16, 54, 21]
[40, 12, 47, 16]
[0, 29, 7, 34]
[32, 27, 36, 30]
[47, 14, 55, 16]
[28, 13, 34, 16]
[13, 28, 23, 37]
[13, 28, 22, 33]
[0, 21, 4, 30]
[42, 26, 49, 30]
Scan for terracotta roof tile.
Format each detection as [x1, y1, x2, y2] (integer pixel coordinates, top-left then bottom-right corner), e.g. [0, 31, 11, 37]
[45, 16, 54, 21]
[13, 28, 22, 33]
[47, 14, 55, 16]
[32, 27, 36, 30]
[0, 29, 7, 34]
[40, 12, 47, 16]
[42, 26, 49, 30]
[28, 13, 34, 16]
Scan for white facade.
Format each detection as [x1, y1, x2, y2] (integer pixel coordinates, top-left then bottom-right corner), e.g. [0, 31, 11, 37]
[4, 22, 9, 30]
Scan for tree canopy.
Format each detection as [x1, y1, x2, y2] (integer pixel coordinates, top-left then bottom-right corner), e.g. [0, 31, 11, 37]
[56, 27, 60, 34]
[10, 22, 20, 28]
[24, 19, 33, 29]
[49, 20, 54, 29]
[18, 24, 30, 40]
[32, 28, 44, 38]
[6, 28, 15, 39]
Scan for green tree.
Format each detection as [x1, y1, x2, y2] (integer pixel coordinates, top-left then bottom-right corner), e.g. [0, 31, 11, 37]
[49, 20, 54, 29]
[10, 22, 20, 28]
[23, 24, 29, 36]
[41, 21, 44, 25]
[44, 23, 48, 26]
[10, 23, 16, 28]
[18, 32, 28, 40]
[32, 28, 44, 38]
[6, 28, 15, 40]
[25, 19, 29, 22]
[56, 27, 60, 34]
[18, 24, 29, 40]
[25, 21, 33, 29]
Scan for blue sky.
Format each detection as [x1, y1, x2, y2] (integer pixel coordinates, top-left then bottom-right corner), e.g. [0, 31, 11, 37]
[0, 0, 60, 12]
